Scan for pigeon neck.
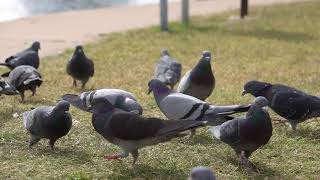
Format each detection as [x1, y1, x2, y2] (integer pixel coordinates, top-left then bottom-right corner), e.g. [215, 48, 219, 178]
[246, 105, 270, 125]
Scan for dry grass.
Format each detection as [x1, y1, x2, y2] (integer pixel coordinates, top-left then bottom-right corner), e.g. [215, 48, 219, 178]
[1, 1, 320, 179]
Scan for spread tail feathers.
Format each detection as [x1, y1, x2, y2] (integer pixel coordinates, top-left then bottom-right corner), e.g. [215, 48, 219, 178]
[62, 94, 89, 112]
[157, 120, 207, 137]
[209, 126, 221, 140]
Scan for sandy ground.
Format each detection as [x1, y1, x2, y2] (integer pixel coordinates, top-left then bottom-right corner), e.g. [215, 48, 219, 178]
[0, 0, 310, 60]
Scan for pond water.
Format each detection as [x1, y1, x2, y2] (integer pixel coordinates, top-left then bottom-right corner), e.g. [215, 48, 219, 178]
[0, 0, 174, 22]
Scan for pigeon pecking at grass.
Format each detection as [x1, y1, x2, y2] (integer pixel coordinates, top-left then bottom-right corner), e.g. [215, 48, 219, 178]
[148, 79, 250, 136]
[62, 89, 143, 114]
[209, 97, 272, 170]
[22, 100, 72, 149]
[0, 41, 40, 77]
[153, 49, 182, 90]
[188, 166, 216, 180]
[90, 96, 207, 165]
[177, 51, 215, 101]
[66, 45, 94, 89]
[243, 80, 320, 130]
[7, 65, 43, 102]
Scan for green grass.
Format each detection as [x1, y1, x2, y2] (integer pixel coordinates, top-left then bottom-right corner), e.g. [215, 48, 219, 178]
[1, 1, 320, 179]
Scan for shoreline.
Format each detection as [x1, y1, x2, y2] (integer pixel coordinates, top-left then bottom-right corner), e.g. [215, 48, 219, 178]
[0, 0, 310, 61]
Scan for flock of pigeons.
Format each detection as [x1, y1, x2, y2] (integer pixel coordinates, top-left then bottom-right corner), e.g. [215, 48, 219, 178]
[1, 41, 320, 178]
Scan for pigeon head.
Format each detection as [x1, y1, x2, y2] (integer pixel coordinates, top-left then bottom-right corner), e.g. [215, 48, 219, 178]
[160, 49, 170, 56]
[54, 100, 70, 112]
[201, 51, 212, 62]
[90, 97, 114, 114]
[74, 45, 84, 55]
[242, 80, 272, 97]
[188, 166, 216, 180]
[148, 79, 170, 95]
[31, 41, 41, 51]
[253, 96, 269, 107]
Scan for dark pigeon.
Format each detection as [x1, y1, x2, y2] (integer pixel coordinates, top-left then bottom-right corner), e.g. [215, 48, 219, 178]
[90, 96, 207, 165]
[0, 79, 19, 96]
[66, 45, 94, 89]
[209, 97, 272, 170]
[7, 65, 43, 101]
[153, 49, 182, 89]
[188, 166, 216, 180]
[177, 51, 215, 101]
[0, 41, 40, 77]
[62, 89, 143, 114]
[243, 80, 320, 130]
[22, 100, 72, 149]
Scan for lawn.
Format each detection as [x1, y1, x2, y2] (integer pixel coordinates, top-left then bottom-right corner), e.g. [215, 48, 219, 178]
[1, 1, 320, 179]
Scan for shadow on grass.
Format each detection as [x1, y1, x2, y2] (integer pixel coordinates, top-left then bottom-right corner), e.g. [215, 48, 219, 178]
[109, 163, 186, 179]
[176, 131, 215, 146]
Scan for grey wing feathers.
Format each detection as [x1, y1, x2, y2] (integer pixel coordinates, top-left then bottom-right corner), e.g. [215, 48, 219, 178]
[177, 70, 191, 93]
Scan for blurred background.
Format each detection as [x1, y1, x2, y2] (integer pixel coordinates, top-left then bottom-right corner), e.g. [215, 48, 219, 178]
[0, 0, 176, 22]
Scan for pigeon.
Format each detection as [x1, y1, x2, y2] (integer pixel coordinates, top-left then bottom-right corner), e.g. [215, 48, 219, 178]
[7, 65, 43, 101]
[0, 79, 19, 96]
[0, 41, 40, 77]
[148, 79, 250, 137]
[66, 45, 94, 89]
[22, 100, 72, 149]
[188, 166, 216, 180]
[90, 96, 207, 165]
[243, 80, 320, 130]
[177, 51, 215, 101]
[62, 89, 143, 114]
[153, 49, 182, 89]
[209, 97, 272, 169]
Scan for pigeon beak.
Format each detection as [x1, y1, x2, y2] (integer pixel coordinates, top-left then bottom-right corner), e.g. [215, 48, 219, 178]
[147, 89, 152, 95]
[241, 90, 248, 96]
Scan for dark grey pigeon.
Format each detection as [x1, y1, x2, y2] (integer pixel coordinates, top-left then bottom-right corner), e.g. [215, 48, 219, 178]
[62, 89, 143, 114]
[22, 100, 72, 149]
[243, 80, 320, 130]
[0, 79, 19, 96]
[8, 65, 43, 101]
[66, 45, 94, 89]
[90, 96, 207, 165]
[153, 49, 182, 89]
[209, 97, 272, 170]
[177, 51, 215, 101]
[0, 41, 40, 77]
[148, 79, 250, 137]
[188, 166, 216, 180]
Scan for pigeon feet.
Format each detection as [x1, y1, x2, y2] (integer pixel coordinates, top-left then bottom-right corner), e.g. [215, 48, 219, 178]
[104, 155, 122, 161]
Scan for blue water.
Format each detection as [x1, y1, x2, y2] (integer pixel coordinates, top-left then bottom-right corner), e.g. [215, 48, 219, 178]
[0, 0, 173, 22]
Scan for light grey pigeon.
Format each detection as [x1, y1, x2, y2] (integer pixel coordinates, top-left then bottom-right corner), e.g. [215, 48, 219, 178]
[209, 97, 272, 170]
[153, 49, 182, 89]
[148, 79, 250, 136]
[177, 51, 215, 101]
[0, 79, 19, 96]
[0, 41, 40, 77]
[243, 80, 320, 130]
[22, 100, 72, 149]
[7, 65, 43, 101]
[188, 166, 216, 180]
[90, 96, 207, 165]
[62, 89, 143, 114]
[66, 45, 94, 89]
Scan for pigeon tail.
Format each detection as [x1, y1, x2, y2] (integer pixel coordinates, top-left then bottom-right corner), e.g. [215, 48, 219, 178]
[22, 111, 30, 128]
[208, 104, 251, 115]
[62, 94, 89, 112]
[1, 71, 11, 77]
[209, 126, 221, 140]
[0, 63, 9, 67]
[23, 78, 43, 86]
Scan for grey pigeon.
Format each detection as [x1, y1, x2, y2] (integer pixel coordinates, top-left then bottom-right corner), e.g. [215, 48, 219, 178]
[188, 166, 216, 180]
[209, 97, 272, 170]
[243, 80, 320, 130]
[177, 51, 215, 101]
[62, 89, 143, 114]
[0, 41, 40, 77]
[66, 45, 94, 89]
[90, 96, 207, 165]
[7, 65, 43, 101]
[22, 100, 72, 149]
[153, 49, 182, 89]
[0, 79, 19, 96]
